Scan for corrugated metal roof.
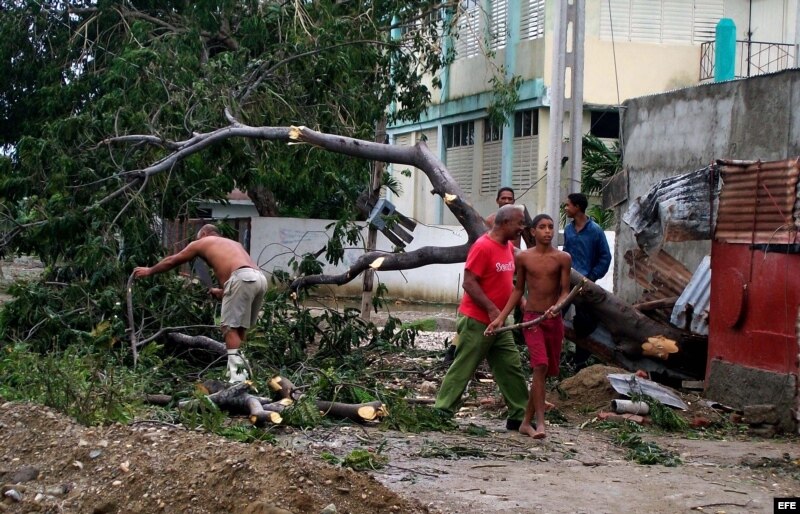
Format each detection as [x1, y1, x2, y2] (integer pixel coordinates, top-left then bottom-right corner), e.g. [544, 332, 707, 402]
[715, 158, 800, 244]
[624, 249, 693, 299]
[671, 255, 711, 336]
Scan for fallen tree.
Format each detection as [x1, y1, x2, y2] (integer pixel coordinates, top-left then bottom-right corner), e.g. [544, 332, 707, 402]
[107, 117, 709, 381]
[566, 270, 708, 382]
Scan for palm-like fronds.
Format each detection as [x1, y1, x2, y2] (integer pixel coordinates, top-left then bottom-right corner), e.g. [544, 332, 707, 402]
[581, 134, 621, 196]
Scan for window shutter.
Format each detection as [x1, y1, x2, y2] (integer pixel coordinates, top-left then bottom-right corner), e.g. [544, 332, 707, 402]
[512, 135, 539, 190]
[693, 0, 724, 43]
[520, 0, 545, 40]
[420, 129, 438, 156]
[395, 134, 412, 148]
[481, 140, 502, 194]
[456, 1, 482, 58]
[600, 0, 631, 41]
[630, 0, 661, 42]
[662, 0, 693, 42]
[447, 146, 475, 196]
[489, 0, 509, 51]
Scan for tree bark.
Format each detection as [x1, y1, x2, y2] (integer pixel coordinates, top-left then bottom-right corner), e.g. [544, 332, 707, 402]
[316, 400, 387, 422]
[268, 376, 387, 421]
[568, 269, 707, 381]
[165, 332, 227, 357]
[179, 381, 282, 426]
[246, 184, 279, 217]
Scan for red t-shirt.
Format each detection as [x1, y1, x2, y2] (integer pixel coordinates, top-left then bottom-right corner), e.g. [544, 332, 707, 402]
[458, 234, 515, 324]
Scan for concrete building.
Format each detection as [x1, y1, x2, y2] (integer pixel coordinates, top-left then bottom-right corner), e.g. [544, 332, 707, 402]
[614, 69, 800, 432]
[387, 0, 799, 225]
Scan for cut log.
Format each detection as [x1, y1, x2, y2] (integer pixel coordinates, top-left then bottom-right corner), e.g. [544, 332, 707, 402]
[143, 394, 173, 406]
[316, 400, 388, 422]
[268, 376, 303, 401]
[165, 332, 226, 357]
[568, 269, 707, 381]
[268, 376, 388, 422]
[179, 381, 281, 426]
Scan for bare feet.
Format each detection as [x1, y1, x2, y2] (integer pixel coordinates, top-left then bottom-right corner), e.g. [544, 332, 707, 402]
[519, 424, 536, 437]
[519, 424, 545, 439]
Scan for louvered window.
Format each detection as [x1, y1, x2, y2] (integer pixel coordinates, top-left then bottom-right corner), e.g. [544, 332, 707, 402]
[445, 121, 475, 195]
[481, 120, 502, 194]
[520, 0, 545, 40]
[455, 0, 481, 59]
[395, 133, 412, 148]
[489, 0, 508, 51]
[601, 0, 723, 44]
[512, 110, 539, 190]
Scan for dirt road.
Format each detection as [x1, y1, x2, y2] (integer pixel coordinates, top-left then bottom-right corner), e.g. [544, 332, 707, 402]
[1, 261, 798, 513]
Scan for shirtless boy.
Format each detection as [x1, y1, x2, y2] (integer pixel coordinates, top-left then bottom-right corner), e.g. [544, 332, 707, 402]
[485, 214, 571, 438]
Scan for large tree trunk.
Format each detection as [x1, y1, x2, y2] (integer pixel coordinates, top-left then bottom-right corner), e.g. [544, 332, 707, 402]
[246, 184, 279, 217]
[568, 269, 707, 382]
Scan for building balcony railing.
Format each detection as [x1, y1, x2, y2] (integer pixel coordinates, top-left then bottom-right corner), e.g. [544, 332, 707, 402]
[699, 40, 797, 82]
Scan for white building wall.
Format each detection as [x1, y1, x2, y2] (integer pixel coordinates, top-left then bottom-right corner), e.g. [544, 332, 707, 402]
[249, 216, 614, 303]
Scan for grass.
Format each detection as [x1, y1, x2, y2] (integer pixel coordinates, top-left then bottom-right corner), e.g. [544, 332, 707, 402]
[400, 318, 438, 332]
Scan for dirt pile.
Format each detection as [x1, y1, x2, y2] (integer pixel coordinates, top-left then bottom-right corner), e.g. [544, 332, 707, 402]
[0, 400, 427, 514]
[554, 364, 626, 413]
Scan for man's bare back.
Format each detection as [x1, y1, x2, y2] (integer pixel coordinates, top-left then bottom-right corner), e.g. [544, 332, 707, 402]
[132, 231, 257, 286]
[187, 236, 257, 285]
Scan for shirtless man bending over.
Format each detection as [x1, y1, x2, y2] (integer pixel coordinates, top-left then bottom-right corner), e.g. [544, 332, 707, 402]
[133, 224, 267, 383]
[485, 214, 571, 438]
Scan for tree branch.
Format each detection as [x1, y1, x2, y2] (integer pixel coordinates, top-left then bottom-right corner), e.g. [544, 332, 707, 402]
[101, 118, 489, 291]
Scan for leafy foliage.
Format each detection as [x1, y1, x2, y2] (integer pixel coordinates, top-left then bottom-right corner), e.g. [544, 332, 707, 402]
[613, 431, 682, 467]
[575, 133, 623, 229]
[0, 344, 146, 425]
[630, 394, 689, 432]
[383, 399, 458, 433]
[342, 448, 388, 471]
[0, 1, 453, 369]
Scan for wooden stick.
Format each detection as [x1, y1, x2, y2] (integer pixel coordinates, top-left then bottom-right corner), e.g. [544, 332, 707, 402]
[492, 279, 587, 334]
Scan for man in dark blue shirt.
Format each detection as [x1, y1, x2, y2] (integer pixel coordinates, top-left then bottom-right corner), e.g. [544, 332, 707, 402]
[563, 193, 611, 369]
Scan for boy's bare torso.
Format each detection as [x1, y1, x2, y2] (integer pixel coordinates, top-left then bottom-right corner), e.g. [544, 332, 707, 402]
[519, 248, 569, 312]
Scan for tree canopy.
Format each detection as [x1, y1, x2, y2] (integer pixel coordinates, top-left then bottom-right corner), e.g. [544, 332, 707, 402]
[0, 0, 465, 351]
[0, 0, 454, 260]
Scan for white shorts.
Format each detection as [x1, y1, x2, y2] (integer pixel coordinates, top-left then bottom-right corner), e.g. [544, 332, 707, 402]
[220, 268, 267, 330]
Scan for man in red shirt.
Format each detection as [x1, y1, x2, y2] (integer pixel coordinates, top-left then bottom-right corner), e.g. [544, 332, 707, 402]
[434, 205, 530, 430]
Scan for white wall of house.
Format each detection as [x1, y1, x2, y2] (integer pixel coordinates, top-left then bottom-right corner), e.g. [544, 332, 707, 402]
[250, 217, 470, 303]
[200, 200, 259, 220]
[247, 216, 614, 303]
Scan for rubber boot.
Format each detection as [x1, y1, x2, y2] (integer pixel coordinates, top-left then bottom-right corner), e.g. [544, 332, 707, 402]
[226, 349, 249, 384]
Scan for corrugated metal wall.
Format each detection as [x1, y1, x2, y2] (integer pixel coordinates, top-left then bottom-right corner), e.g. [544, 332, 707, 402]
[715, 158, 800, 244]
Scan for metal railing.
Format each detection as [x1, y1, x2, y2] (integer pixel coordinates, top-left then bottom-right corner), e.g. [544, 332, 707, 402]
[699, 40, 796, 82]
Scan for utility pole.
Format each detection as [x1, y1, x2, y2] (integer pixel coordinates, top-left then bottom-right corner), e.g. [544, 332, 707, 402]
[546, 0, 585, 223]
[359, 118, 387, 321]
